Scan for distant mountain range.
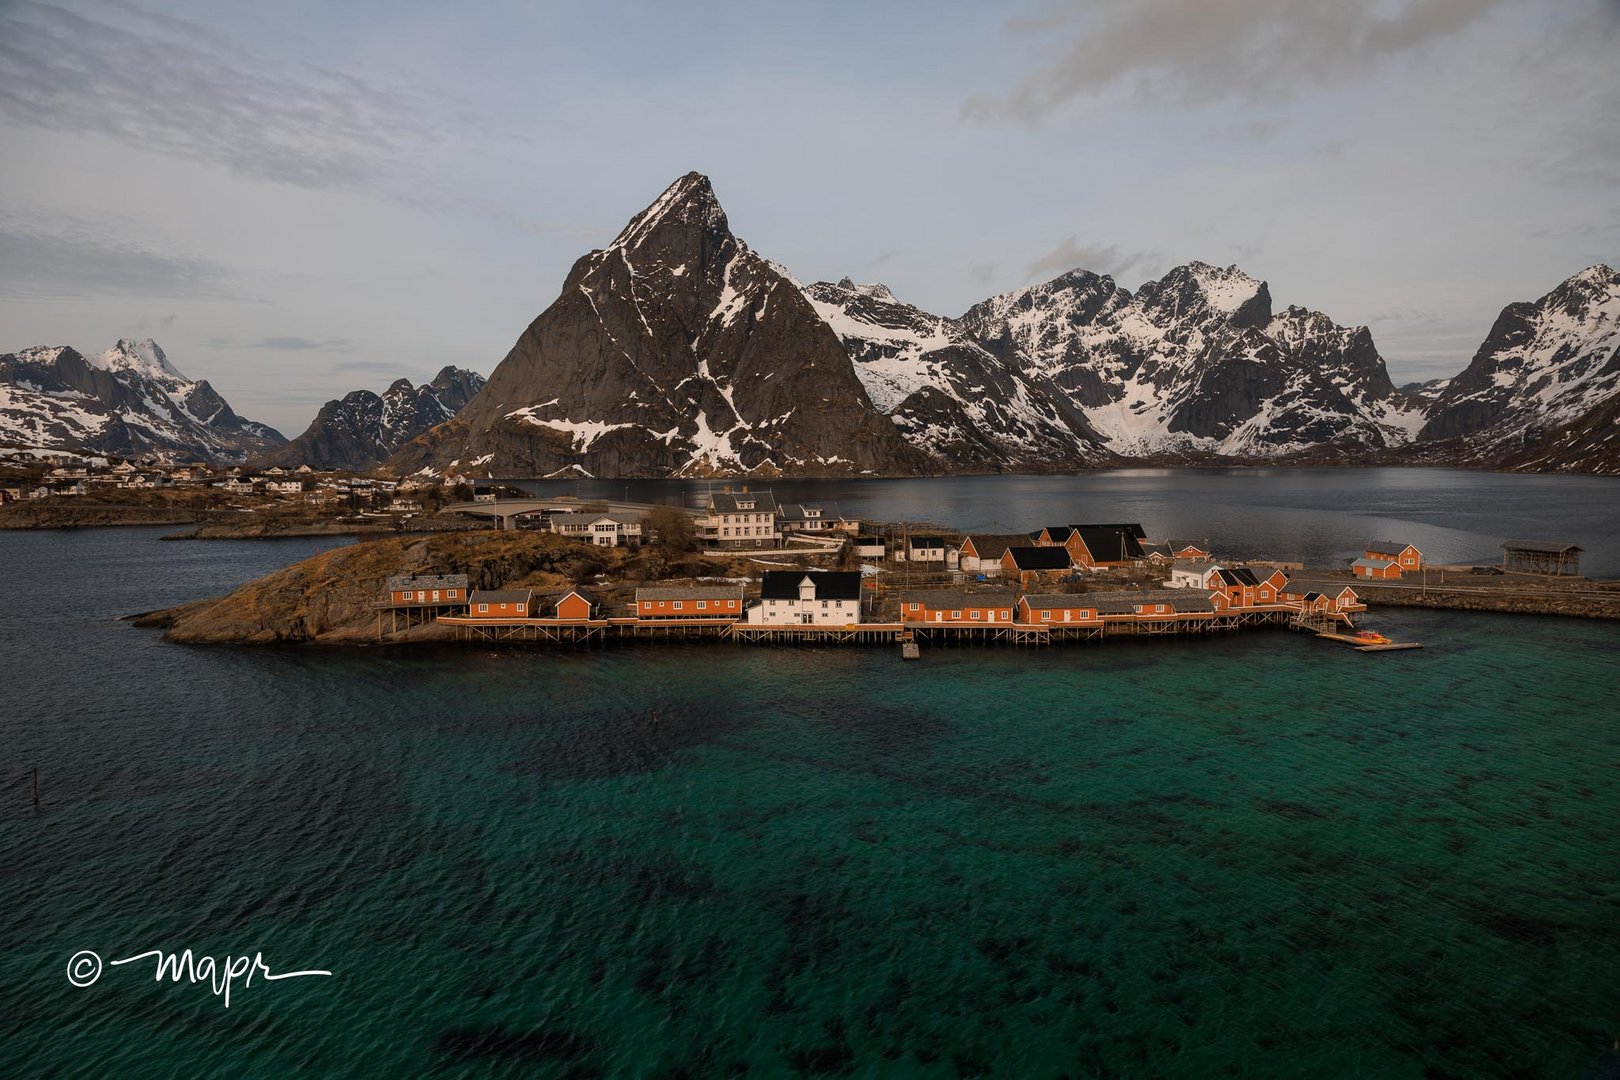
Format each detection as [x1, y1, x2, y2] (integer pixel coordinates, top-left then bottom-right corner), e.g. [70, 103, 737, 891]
[258, 367, 485, 472]
[0, 339, 284, 463]
[398, 173, 1620, 478]
[7, 176, 1616, 476]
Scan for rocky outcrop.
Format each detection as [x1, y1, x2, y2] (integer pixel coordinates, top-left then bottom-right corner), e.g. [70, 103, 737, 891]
[0, 339, 285, 463]
[394, 173, 928, 479]
[260, 366, 485, 471]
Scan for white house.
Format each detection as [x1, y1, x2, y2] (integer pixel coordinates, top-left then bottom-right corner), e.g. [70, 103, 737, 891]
[895, 535, 947, 563]
[746, 571, 863, 625]
[698, 488, 778, 546]
[549, 512, 642, 547]
[777, 501, 858, 534]
[1167, 561, 1221, 589]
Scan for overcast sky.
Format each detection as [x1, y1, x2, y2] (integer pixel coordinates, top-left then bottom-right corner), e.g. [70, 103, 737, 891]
[2, 0, 1616, 436]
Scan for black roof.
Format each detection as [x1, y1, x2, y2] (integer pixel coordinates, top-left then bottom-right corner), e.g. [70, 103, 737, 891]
[1038, 525, 1074, 543]
[1073, 524, 1147, 562]
[759, 571, 863, 601]
[909, 535, 946, 548]
[1212, 567, 1260, 587]
[1005, 546, 1072, 570]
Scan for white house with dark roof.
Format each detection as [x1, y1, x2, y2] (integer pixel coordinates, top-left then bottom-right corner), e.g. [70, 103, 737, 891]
[747, 571, 863, 625]
[777, 501, 857, 534]
[550, 512, 643, 547]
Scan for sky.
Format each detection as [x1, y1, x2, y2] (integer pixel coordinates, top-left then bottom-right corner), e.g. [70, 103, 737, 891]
[1, 0, 1616, 437]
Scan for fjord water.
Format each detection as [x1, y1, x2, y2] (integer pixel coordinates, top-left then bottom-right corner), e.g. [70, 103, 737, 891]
[511, 467, 1620, 576]
[1, 472, 1617, 1078]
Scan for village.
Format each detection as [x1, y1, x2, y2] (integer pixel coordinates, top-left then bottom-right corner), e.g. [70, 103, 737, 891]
[367, 486, 1534, 653]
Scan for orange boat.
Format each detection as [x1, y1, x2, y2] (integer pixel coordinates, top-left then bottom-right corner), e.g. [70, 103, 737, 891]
[1352, 629, 1391, 645]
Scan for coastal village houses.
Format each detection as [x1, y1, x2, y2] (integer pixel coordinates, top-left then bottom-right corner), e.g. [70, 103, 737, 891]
[549, 512, 643, 547]
[1362, 542, 1423, 572]
[747, 571, 863, 625]
[895, 535, 948, 563]
[387, 574, 470, 606]
[1034, 523, 1149, 569]
[952, 534, 1028, 576]
[635, 585, 745, 620]
[468, 589, 533, 618]
[547, 589, 597, 621]
[899, 590, 1017, 625]
[698, 489, 779, 547]
[778, 501, 857, 534]
[1002, 546, 1073, 589]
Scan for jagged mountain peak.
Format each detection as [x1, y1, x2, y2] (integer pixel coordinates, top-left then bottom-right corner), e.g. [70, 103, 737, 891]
[97, 337, 188, 381]
[609, 171, 727, 252]
[1137, 262, 1271, 328]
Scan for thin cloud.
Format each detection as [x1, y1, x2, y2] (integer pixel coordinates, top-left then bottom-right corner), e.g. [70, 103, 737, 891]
[0, 0, 438, 192]
[202, 336, 356, 352]
[0, 220, 235, 300]
[969, 0, 1510, 120]
[1027, 237, 1159, 282]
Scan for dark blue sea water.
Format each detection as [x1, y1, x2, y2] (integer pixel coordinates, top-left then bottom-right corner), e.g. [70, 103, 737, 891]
[3, 471, 1619, 1077]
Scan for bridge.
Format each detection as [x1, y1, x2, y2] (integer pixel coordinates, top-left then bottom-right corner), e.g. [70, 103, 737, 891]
[441, 497, 693, 530]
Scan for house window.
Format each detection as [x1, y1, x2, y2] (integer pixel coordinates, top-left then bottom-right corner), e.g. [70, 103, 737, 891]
[697, 600, 706, 610]
[1041, 611, 1051, 621]
[478, 604, 488, 613]
[971, 610, 981, 620]
[908, 603, 919, 611]
[673, 601, 683, 611]
[951, 610, 961, 620]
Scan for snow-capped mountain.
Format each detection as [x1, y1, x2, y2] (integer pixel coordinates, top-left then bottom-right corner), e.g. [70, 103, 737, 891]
[958, 264, 1425, 458]
[0, 339, 284, 462]
[1417, 264, 1620, 459]
[260, 366, 486, 471]
[803, 278, 1110, 469]
[394, 172, 926, 478]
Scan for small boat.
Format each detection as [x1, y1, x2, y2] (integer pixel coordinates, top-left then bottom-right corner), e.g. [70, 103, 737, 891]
[1352, 629, 1391, 645]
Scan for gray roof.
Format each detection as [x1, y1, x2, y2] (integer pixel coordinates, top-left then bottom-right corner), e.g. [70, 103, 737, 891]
[1278, 577, 1323, 598]
[709, 491, 778, 514]
[1365, 541, 1415, 555]
[1501, 540, 1583, 553]
[1019, 594, 1102, 609]
[550, 511, 640, 527]
[901, 589, 1018, 608]
[1173, 561, 1217, 576]
[1351, 557, 1397, 569]
[1086, 589, 1216, 614]
[635, 585, 744, 601]
[779, 501, 845, 521]
[387, 574, 469, 591]
[470, 589, 533, 604]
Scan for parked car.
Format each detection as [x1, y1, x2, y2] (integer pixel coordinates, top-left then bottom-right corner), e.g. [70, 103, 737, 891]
[1469, 565, 1505, 575]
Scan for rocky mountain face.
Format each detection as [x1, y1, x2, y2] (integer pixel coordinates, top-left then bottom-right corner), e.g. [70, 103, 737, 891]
[0, 339, 284, 463]
[378, 170, 1615, 477]
[1416, 265, 1619, 462]
[395, 173, 927, 478]
[802, 279, 1111, 470]
[261, 366, 485, 471]
[958, 263, 1425, 458]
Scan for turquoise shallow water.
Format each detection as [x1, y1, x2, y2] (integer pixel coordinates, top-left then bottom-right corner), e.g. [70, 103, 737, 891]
[2, 528, 1619, 1077]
